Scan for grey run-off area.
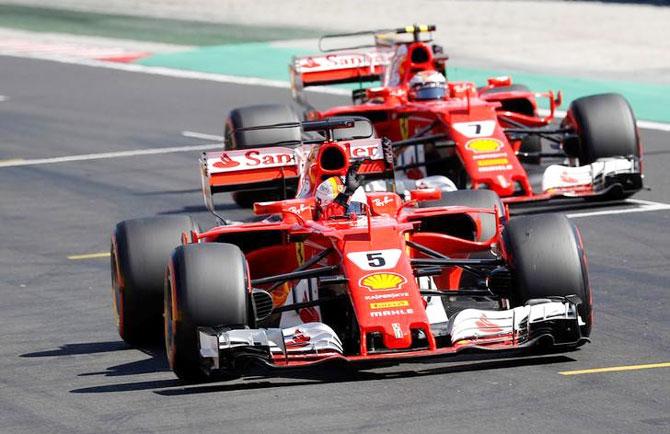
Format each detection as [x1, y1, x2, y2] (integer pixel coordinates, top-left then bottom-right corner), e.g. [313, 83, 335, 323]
[2, 0, 670, 82]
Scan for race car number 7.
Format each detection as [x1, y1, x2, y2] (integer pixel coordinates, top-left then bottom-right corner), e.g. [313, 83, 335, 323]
[347, 249, 402, 271]
[452, 120, 496, 138]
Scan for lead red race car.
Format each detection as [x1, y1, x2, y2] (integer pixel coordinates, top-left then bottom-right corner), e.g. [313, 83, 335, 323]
[225, 25, 642, 207]
[111, 118, 591, 382]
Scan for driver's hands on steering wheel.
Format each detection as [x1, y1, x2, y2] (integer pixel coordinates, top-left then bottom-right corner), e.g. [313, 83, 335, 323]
[334, 160, 364, 207]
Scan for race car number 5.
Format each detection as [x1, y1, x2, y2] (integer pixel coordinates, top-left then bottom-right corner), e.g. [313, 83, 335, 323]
[366, 253, 385, 267]
[347, 249, 402, 271]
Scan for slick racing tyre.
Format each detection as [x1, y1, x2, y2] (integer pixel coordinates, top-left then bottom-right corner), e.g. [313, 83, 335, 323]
[224, 104, 300, 208]
[111, 216, 198, 345]
[164, 243, 250, 382]
[503, 214, 592, 337]
[224, 104, 300, 150]
[518, 135, 542, 165]
[562, 93, 639, 165]
[419, 189, 505, 241]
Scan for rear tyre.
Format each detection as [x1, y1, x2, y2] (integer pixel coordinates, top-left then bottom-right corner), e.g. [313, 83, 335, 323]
[419, 190, 505, 241]
[562, 93, 639, 165]
[111, 216, 197, 345]
[225, 104, 300, 208]
[224, 104, 300, 150]
[519, 135, 542, 165]
[503, 214, 592, 337]
[164, 243, 250, 382]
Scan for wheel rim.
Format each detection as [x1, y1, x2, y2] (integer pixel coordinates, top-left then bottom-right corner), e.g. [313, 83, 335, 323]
[110, 247, 125, 338]
[164, 267, 177, 369]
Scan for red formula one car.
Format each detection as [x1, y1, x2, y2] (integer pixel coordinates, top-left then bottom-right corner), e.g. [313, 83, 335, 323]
[278, 24, 643, 205]
[111, 118, 591, 382]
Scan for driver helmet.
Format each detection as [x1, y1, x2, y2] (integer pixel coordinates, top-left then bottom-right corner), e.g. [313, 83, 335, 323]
[315, 176, 367, 217]
[409, 70, 446, 100]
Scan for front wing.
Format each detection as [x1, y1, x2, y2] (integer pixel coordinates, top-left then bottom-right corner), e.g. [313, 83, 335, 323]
[197, 298, 587, 373]
[505, 156, 643, 204]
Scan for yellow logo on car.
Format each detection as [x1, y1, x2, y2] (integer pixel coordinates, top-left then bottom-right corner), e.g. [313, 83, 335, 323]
[370, 300, 410, 309]
[477, 157, 509, 167]
[360, 272, 407, 291]
[465, 138, 503, 153]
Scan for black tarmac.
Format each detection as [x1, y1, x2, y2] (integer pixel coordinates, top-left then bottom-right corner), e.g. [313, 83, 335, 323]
[1, 56, 668, 433]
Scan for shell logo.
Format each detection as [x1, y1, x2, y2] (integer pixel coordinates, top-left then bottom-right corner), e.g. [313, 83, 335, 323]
[465, 138, 503, 154]
[360, 272, 407, 291]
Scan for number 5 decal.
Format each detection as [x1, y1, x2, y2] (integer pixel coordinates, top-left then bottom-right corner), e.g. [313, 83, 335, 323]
[366, 253, 386, 268]
[347, 249, 402, 271]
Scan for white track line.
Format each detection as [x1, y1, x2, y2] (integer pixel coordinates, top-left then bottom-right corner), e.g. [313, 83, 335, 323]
[0, 95, 7, 102]
[637, 120, 670, 132]
[7, 51, 669, 132]
[0, 52, 349, 96]
[566, 199, 670, 218]
[0, 143, 222, 168]
[181, 130, 225, 141]
[538, 109, 670, 133]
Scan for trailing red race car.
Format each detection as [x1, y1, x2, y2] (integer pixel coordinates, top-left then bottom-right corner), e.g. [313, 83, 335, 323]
[111, 118, 591, 382]
[225, 25, 642, 206]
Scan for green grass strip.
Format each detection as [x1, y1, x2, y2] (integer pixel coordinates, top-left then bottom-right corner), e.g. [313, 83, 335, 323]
[0, 5, 321, 45]
[139, 43, 670, 122]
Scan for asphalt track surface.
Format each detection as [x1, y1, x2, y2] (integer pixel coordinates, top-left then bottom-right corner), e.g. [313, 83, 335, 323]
[1, 56, 669, 433]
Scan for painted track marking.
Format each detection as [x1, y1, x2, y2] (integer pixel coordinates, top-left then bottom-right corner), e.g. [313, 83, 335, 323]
[181, 130, 225, 141]
[68, 252, 110, 260]
[566, 198, 670, 218]
[0, 143, 222, 168]
[0, 52, 349, 96]
[538, 109, 670, 132]
[3, 52, 668, 131]
[0, 95, 7, 102]
[559, 362, 670, 376]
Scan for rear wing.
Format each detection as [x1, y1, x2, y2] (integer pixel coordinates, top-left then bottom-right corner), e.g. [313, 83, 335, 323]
[200, 137, 390, 214]
[289, 49, 393, 110]
[200, 146, 300, 212]
[290, 49, 393, 89]
[289, 25, 436, 109]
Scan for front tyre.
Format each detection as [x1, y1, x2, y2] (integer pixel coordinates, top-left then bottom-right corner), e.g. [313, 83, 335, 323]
[503, 214, 592, 337]
[562, 93, 639, 165]
[111, 216, 197, 345]
[224, 104, 300, 208]
[165, 243, 251, 382]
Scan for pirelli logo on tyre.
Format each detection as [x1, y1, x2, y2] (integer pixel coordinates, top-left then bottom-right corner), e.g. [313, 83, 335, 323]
[369, 300, 410, 310]
[465, 138, 503, 154]
[360, 272, 407, 291]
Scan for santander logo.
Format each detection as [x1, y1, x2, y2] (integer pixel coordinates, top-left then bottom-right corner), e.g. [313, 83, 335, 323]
[300, 57, 321, 69]
[560, 171, 579, 184]
[212, 153, 240, 169]
[207, 148, 296, 173]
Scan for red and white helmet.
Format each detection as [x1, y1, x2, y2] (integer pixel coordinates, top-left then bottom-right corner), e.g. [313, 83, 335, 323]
[409, 70, 446, 100]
